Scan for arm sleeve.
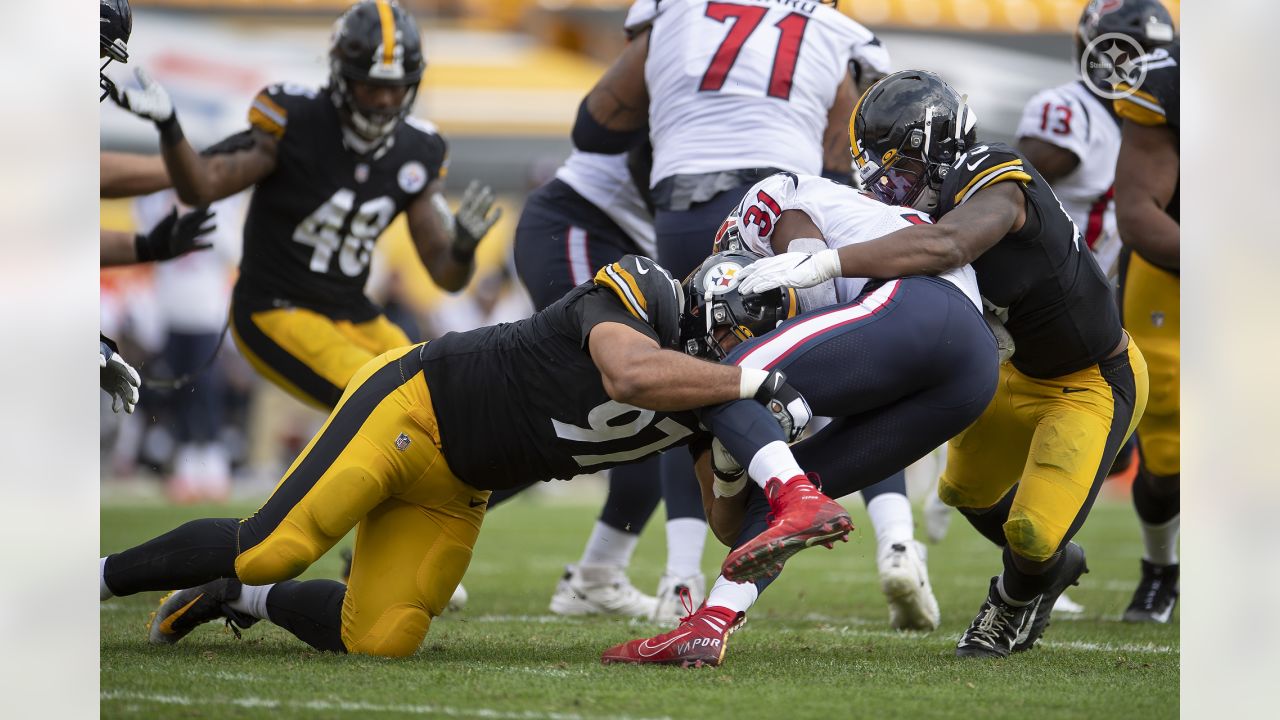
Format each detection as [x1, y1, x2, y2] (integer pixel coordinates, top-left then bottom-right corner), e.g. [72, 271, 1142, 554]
[624, 0, 660, 34]
[1015, 88, 1090, 161]
[850, 35, 891, 82]
[938, 142, 1033, 214]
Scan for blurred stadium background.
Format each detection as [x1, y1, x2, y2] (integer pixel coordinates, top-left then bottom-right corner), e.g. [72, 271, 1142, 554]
[99, 0, 1178, 499]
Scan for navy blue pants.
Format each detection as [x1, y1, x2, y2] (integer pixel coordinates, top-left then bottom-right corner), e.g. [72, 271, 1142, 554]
[162, 330, 225, 443]
[497, 179, 663, 535]
[709, 276, 1000, 588]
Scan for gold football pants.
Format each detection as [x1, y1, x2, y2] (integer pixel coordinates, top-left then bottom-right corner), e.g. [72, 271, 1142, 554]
[233, 344, 489, 657]
[939, 337, 1149, 561]
[1122, 253, 1180, 477]
[230, 298, 412, 410]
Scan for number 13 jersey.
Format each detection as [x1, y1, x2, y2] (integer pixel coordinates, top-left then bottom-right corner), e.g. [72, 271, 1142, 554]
[628, 0, 888, 187]
[237, 83, 448, 321]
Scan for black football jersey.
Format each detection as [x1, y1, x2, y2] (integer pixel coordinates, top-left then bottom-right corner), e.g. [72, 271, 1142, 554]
[937, 142, 1123, 379]
[1115, 42, 1180, 224]
[235, 83, 448, 320]
[420, 255, 699, 490]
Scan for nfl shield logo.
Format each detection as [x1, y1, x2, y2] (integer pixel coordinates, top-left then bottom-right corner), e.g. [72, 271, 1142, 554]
[1151, 311, 1165, 328]
[394, 433, 411, 452]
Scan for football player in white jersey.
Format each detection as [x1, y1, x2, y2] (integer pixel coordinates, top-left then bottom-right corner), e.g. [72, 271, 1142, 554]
[601, 170, 998, 666]
[572, 0, 926, 628]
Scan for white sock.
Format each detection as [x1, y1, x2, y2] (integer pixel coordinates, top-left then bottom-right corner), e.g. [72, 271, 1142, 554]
[705, 574, 759, 614]
[866, 492, 915, 553]
[226, 583, 275, 621]
[1141, 515, 1180, 566]
[664, 518, 707, 577]
[747, 441, 805, 489]
[100, 557, 113, 601]
[579, 521, 640, 568]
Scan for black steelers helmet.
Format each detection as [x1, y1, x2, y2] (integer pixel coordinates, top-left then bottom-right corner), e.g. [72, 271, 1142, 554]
[1077, 0, 1177, 90]
[328, 0, 425, 153]
[849, 70, 976, 214]
[680, 251, 799, 360]
[100, 0, 132, 101]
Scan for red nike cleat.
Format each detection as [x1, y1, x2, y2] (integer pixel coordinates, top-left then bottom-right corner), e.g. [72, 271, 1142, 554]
[721, 475, 853, 583]
[601, 601, 745, 668]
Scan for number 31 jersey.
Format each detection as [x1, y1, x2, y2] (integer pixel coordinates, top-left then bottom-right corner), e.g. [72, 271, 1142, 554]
[420, 255, 701, 490]
[627, 0, 888, 186]
[237, 83, 448, 321]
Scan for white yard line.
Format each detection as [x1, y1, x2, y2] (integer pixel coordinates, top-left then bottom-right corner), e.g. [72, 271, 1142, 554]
[100, 691, 672, 720]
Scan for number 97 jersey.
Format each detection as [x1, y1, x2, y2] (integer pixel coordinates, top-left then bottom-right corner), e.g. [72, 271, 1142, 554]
[236, 83, 448, 321]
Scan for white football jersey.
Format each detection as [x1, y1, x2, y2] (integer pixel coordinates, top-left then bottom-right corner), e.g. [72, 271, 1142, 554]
[1015, 81, 1122, 276]
[626, 0, 888, 187]
[732, 173, 981, 309]
[554, 151, 656, 257]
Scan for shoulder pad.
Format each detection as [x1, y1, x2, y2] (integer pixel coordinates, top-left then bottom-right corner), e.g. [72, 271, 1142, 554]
[247, 83, 319, 140]
[1114, 44, 1179, 127]
[593, 255, 683, 348]
[939, 141, 1032, 214]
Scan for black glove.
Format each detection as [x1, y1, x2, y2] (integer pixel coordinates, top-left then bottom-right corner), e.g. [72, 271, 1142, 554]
[135, 206, 216, 263]
[753, 369, 813, 443]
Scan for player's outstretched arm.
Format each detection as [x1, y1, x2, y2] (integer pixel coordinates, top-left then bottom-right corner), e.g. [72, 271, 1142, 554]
[406, 179, 498, 292]
[588, 321, 747, 411]
[1115, 120, 1179, 271]
[111, 69, 277, 205]
[100, 152, 170, 199]
[1015, 137, 1080, 185]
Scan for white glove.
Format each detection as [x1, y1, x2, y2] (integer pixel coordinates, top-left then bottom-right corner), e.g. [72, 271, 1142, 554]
[711, 438, 748, 498]
[735, 248, 843, 295]
[100, 342, 141, 414]
[110, 68, 174, 124]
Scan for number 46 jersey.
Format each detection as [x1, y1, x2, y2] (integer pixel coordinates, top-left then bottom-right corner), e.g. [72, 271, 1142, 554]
[237, 83, 448, 321]
[628, 0, 888, 186]
[420, 255, 703, 490]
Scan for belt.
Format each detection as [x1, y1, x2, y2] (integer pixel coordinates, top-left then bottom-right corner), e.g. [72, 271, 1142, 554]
[651, 167, 787, 212]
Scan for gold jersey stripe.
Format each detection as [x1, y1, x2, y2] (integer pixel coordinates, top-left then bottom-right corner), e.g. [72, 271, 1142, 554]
[953, 159, 1025, 204]
[253, 93, 287, 122]
[594, 263, 650, 323]
[248, 107, 285, 139]
[1113, 85, 1168, 127]
[376, 0, 396, 67]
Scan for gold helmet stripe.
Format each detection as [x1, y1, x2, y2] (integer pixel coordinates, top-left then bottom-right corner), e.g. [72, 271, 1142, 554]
[848, 83, 876, 168]
[375, 0, 397, 68]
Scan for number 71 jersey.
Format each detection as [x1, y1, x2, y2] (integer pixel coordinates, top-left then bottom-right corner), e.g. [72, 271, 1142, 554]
[237, 83, 448, 321]
[629, 0, 887, 186]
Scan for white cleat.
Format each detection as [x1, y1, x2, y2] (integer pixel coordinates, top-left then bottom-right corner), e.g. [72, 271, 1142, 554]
[1053, 591, 1084, 617]
[923, 490, 953, 544]
[549, 564, 658, 619]
[651, 572, 706, 624]
[878, 541, 941, 631]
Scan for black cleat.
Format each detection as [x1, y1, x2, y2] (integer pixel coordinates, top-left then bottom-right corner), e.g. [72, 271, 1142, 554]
[147, 578, 258, 645]
[1123, 560, 1179, 623]
[956, 577, 1038, 659]
[1013, 542, 1088, 653]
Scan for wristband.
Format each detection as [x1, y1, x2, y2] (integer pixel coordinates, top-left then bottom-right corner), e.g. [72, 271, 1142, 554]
[157, 115, 185, 147]
[713, 472, 749, 499]
[738, 367, 769, 399]
[814, 248, 843, 283]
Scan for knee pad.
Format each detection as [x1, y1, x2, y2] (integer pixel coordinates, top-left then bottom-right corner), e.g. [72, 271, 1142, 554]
[344, 606, 431, 658]
[1002, 508, 1061, 564]
[235, 526, 321, 586]
[937, 474, 994, 510]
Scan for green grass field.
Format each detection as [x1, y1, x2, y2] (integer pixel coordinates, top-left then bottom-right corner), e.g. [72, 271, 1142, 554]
[101, 492, 1178, 719]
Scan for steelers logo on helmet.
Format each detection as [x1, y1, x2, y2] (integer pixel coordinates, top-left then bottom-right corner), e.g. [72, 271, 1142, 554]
[680, 251, 799, 360]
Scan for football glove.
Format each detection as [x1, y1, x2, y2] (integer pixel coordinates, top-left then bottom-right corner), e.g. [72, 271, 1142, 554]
[135, 206, 216, 263]
[711, 438, 748, 498]
[109, 68, 175, 125]
[735, 248, 842, 295]
[100, 338, 141, 414]
[753, 369, 812, 443]
[451, 180, 502, 262]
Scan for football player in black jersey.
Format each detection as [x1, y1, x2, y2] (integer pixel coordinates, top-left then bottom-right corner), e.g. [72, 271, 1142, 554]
[99, 255, 847, 658]
[108, 0, 501, 410]
[734, 70, 1151, 658]
[1114, 41, 1181, 623]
